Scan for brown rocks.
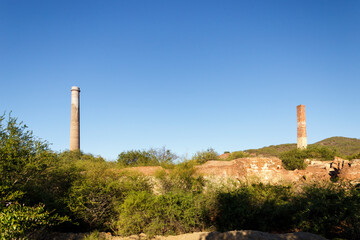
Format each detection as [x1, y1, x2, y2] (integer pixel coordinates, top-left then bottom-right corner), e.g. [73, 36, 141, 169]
[338, 159, 360, 181]
[195, 157, 298, 184]
[113, 156, 359, 184]
[218, 153, 230, 159]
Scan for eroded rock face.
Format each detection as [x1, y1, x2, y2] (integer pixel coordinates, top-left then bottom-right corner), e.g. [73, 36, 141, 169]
[195, 157, 300, 184]
[114, 157, 359, 184]
[339, 159, 360, 181]
[195, 157, 359, 184]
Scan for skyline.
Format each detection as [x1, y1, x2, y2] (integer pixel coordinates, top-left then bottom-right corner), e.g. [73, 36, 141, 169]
[1, 1, 359, 160]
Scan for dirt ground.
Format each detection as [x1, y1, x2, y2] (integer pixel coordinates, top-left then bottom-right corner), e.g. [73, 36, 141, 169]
[45, 230, 327, 240]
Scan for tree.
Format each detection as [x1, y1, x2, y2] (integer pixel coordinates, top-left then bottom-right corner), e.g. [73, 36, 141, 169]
[117, 147, 178, 166]
[0, 113, 65, 238]
[191, 148, 219, 164]
[0, 113, 52, 191]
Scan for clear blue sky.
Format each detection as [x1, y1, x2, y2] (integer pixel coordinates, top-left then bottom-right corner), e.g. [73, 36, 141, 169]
[1, 0, 359, 160]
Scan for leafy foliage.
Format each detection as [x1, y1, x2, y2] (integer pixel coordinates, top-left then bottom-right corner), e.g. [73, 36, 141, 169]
[155, 161, 205, 194]
[67, 162, 151, 231]
[191, 148, 219, 164]
[0, 203, 49, 239]
[225, 151, 250, 160]
[2, 113, 360, 240]
[0, 113, 65, 238]
[292, 183, 360, 239]
[0, 113, 52, 191]
[280, 145, 338, 170]
[113, 191, 206, 237]
[245, 144, 297, 157]
[315, 136, 360, 156]
[210, 183, 294, 233]
[347, 152, 360, 160]
[117, 147, 177, 166]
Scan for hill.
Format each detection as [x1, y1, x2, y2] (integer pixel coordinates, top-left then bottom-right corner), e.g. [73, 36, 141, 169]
[315, 136, 360, 156]
[244, 136, 360, 157]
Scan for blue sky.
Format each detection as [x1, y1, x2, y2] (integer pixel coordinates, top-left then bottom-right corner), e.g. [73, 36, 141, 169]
[1, 0, 359, 160]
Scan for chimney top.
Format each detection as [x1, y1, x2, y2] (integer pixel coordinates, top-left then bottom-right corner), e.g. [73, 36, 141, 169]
[71, 86, 80, 92]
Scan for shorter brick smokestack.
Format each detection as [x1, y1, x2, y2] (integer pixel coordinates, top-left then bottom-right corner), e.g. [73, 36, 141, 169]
[297, 104, 307, 149]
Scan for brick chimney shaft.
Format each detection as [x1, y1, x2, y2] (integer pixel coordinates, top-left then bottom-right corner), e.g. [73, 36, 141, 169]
[297, 104, 307, 149]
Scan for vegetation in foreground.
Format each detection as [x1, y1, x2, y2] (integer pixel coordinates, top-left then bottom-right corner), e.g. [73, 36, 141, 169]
[1, 113, 360, 240]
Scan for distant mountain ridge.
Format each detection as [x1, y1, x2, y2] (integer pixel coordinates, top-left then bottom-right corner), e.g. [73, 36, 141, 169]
[244, 137, 360, 157]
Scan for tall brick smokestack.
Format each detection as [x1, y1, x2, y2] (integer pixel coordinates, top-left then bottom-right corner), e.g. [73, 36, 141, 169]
[297, 104, 307, 149]
[70, 86, 80, 151]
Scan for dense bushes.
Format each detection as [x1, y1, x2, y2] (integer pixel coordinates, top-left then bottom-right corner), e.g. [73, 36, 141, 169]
[191, 148, 219, 164]
[280, 145, 338, 170]
[112, 163, 207, 236]
[225, 151, 250, 160]
[292, 183, 360, 239]
[108, 181, 360, 239]
[2, 113, 360, 240]
[347, 152, 360, 160]
[117, 147, 178, 166]
[0, 114, 54, 193]
[0, 114, 64, 238]
[67, 166, 151, 231]
[209, 182, 360, 239]
[113, 191, 206, 237]
[155, 161, 205, 193]
[211, 183, 294, 233]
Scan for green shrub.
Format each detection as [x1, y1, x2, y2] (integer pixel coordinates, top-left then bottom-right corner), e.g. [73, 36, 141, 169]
[225, 151, 250, 160]
[59, 150, 105, 163]
[292, 183, 360, 239]
[347, 152, 360, 160]
[280, 145, 338, 170]
[113, 191, 206, 237]
[304, 145, 338, 160]
[0, 203, 49, 239]
[67, 166, 151, 231]
[209, 183, 294, 233]
[0, 185, 66, 240]
[205, 182, 360, 239]
[0, 113, 53, 193]
[155, 161, 205, 194]
[191, 148, 219, 164]
[280, 149, 308, 170]
[117, 147, 178, 167]
[0, 113, 68, 236]
[16, 151, 105, 229]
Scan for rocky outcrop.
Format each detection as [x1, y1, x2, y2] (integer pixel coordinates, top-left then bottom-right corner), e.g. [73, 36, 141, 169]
[338, 159, 360, 182]
[195, 157, 359, 184]
[195, 157, 292, 183]
[112, 157, 359, 184]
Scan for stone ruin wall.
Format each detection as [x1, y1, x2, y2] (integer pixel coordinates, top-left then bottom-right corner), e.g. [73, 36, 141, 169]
[123, 157, 360, 185]
[194, 157, 360, 184]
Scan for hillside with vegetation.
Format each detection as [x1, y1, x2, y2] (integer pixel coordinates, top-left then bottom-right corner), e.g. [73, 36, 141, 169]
[244, 137, 360, 158]
[1, 113, 359, 240]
